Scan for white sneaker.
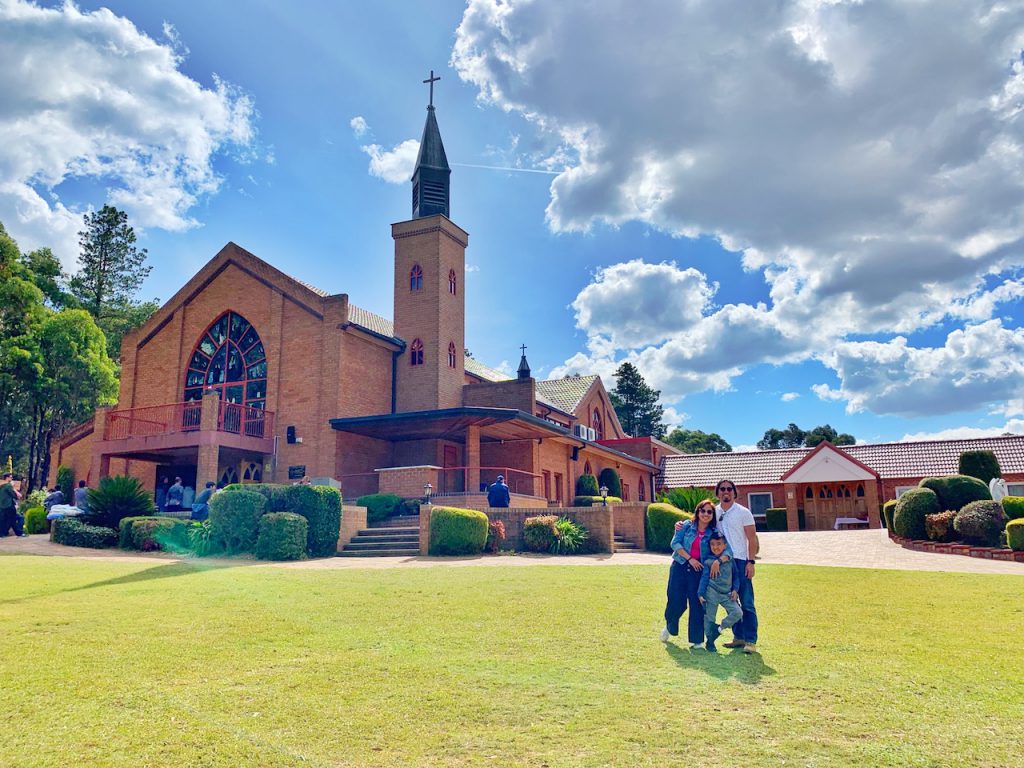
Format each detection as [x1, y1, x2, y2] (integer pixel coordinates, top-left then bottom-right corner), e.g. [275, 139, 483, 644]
[660, 627, 671, 642]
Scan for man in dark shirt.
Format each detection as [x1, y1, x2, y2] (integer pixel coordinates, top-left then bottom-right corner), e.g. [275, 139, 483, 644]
[0, 473, 27, 537]
[487, 475, 511, 508]
[191, 481, 215, 521]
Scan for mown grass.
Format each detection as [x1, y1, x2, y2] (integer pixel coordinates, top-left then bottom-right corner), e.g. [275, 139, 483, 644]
[1, 555, 1021, 767]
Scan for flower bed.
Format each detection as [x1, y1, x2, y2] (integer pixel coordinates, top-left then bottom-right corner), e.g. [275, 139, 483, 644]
[888, 531, 1024, 562]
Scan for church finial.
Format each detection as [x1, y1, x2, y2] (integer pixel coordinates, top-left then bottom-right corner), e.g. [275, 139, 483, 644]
[411, 68, 451, 219]
[517, 344, 531, 380]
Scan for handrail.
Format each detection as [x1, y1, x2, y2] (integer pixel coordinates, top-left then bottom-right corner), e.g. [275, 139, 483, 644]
[438, 465, 540, 496]
[103, 400, 273, 440]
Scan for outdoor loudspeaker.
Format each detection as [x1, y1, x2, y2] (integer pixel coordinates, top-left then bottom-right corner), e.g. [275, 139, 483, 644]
[286, 426, 296, 444]
[571, 446, 579, 461]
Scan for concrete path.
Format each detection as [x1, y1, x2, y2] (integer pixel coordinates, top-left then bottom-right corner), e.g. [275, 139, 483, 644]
[1, 529, 1022, 575]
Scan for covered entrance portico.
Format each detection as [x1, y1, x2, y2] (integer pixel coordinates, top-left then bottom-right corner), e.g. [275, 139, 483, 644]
[780, 442, 881, 531]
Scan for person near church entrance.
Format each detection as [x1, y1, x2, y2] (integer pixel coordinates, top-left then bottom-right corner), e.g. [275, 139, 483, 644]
[43, 486, 65, 512]
[487, 475, 510, 508]
[165, 477, 184, 514]
[0, 473, 27, 537]
[155, 477, 169, 511]
[73, 480, 89, 511]
[191, 482, 215, 521]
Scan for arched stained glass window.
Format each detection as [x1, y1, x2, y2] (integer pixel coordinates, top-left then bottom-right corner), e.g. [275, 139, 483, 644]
[448, 341, 457, 368]
[592, 409, 604, 440]
[448, 268, 457, 295]
[184, 311, 267, 411]
[410, 338, 424, 366]
[410, 264, 423, 291]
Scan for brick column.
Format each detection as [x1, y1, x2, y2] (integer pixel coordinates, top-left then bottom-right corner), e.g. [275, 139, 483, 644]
[88, 406, 114, 484]
[419, 503, 432, 554]
[865, 480, 881, 528]
[784, 482, 800, 531]
[465, 425, 480, 492]
[200, 389, 221, 431]
[197, 444, 220, 490]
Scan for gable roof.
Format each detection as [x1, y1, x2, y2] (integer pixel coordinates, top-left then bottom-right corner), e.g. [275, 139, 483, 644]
[464, 357, 510, 382]
[536, 375, 599, 415]
[347, 304, 401, 343]
[781, 441, 879, 482]
[661, 434, 1024, 487]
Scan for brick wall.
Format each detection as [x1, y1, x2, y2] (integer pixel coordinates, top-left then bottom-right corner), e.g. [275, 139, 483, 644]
[338, 504, 368, 552]
[463, 379, 536, 412]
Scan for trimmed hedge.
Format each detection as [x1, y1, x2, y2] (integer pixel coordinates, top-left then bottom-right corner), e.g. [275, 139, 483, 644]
[523, 515, 559, 553]
[572, 495, 623, 506]
[924, 510, 958, 542]
[285, 484, 342, 557]
[765, 508, 787, 531]
[428, 505, 488, 556]
[52, 517, 117, 549]
[893, 488, 939, 540]
[117, 516, 189, 551]
[209, 490, 266, 553]
[1007, 518, 1024, 551]
[958, 450, 1001, 485]
[23, 506, 48, 534]
[917, 475, 990, 511]
[882, 500, 897, 531]
[1002, 496, 1024, 521]
[954, 500, 1005, 546]
[597, 468, 622, 498]
[56, 465, 74, 504]
[356, 493, 403, 524]
[645, 502, 688, 552]
[575, 474, 599, 497]
[256, 513, 308, 561]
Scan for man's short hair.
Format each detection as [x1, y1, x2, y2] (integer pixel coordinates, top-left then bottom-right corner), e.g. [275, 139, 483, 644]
[206, 481, 216, 488]
[496, 474, 504, 482]
[2, 472, 11, 480]
[715, 479, 737, 494]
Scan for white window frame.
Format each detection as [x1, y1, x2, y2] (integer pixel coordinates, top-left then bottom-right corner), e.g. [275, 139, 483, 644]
[1006, 483, 1024, 497]
[747, 492, 773, 518]
[894, 485, 917, 498]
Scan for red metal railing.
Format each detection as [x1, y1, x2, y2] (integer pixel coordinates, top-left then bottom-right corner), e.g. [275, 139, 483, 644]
[103, 402, 202, 440]
[437, 466, 541, 497]
[218, 401, 273, 439]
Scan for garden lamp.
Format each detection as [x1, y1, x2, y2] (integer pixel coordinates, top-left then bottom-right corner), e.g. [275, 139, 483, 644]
[424, 482, 433, 504]
[600, 485, 608, 505]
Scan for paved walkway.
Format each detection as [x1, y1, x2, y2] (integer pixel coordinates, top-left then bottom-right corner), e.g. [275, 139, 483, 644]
[1, 529, 1022, 575]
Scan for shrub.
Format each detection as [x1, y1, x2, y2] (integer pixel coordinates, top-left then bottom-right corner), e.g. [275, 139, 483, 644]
[925, 510, 958, 542]
[428, 506, 488, 556]
[256, 513, 308, 561]
[356, 493, 403, 523]
[485, 520, 506, 553]
[917, 475, 990, 512]
[893, 488, 939, 540]
[20, 489, 47, 514]
[52, 517, 117, 549]
[597, 468, 622, 498]
[222, 483, 288, 511]
[523, 515, 559, 553]
[765, 508, 788, 532]
[399, 498, 421, 516]
[208, 490, 266, 553]
[958, 450, 1001, 485]
[660, 487, 716, 514]
[575, 474, 599, 497]
[84, 476, 156, 529]
[1007, 519, 1024, 551]
[118, 516, 147, 548]
[188, 521, 217, 557]
[23, 506, 48, 534]
[1002, 496, 1024, 521]
[882, 500, 897, 531]
[645, 502, 689, 552]
[285, 484, 342, 557]
[572, 495, 623, 506]
[118, 517, 189, 551]
[954, 500, 1005, 546]
[56, 465, 74, 504]
[552, 517, 588, 554]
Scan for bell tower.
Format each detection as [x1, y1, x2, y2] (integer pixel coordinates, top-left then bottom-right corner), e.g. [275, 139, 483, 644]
[393, 71, 466, 412]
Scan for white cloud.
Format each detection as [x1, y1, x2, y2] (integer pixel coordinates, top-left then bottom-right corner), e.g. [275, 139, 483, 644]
[454, 0, 1024, 415]
[361, 139, 419, 184]
[781, 392, 800, 402]
[661, 406, 688, 431]
[350, 116, 369, 138]
[900, 421, 1024, 442]
[0, 1, 257, 267]
[465, 264, 480, 273]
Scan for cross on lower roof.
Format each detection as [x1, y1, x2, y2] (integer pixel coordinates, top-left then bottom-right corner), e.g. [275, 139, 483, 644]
[423, 69, 441, 107]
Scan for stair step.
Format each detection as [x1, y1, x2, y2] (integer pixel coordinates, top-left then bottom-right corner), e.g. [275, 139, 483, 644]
[371, 516, 421, 528]
[337, 548, 420, 557]
[345, 538, 418, 549]
[357, 527, 418, 537]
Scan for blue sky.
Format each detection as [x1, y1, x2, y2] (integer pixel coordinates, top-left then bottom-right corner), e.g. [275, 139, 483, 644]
[4, 0, 1024, 450]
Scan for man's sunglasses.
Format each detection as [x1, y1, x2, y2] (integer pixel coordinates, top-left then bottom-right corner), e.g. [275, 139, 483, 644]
[716, 486, 736, 494]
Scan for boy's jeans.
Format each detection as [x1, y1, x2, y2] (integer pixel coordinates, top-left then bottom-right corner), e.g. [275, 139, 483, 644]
[703, 591, 743, 641]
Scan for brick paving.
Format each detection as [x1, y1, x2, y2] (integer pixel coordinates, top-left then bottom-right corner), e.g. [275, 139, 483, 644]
[1, 529, 1022, 575]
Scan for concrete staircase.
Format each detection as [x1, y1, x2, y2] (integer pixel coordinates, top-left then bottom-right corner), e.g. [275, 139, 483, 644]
[337, 516, 420, 557]
[613, 534, 640, 553]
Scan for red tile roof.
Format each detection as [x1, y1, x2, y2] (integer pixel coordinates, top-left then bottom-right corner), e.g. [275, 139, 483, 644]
[661, 434, 1024, 487]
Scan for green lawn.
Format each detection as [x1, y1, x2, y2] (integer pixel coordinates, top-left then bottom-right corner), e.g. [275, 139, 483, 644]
[1, 555, 1021, 767]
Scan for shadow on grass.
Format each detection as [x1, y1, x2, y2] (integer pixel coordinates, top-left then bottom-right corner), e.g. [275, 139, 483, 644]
[664, 642, 777, 684]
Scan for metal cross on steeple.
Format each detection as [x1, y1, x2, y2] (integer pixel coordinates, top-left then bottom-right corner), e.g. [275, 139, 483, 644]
[423, 70, 441, 107]
[520, 343, 527, 355]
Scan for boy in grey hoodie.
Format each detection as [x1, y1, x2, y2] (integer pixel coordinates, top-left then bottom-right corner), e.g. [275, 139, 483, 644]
[698, 532, 743, 652]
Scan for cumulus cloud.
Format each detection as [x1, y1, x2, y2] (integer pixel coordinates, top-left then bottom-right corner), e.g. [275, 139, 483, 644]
[360, 139, 419, 183]
[0, 0, 258, 266]
[900, 422, 1024, 441]
[350, 116, 369, 138]
[453, 0, 1024, 416]
[781, 392, 800, 402]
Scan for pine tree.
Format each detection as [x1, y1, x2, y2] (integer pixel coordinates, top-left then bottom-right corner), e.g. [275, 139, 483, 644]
[610, 362, 666, 439]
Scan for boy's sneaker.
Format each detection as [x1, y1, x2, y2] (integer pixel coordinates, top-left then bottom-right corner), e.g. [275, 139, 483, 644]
[659, 627, 671, 642]
[706, 642, 718, 653]
[706, 623, 721, 646]
[743, 643, 758, 654]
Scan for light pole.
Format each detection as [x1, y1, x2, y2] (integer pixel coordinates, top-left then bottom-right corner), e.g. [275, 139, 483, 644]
[423, 482, 433, 505]
[600, 485, 608, 506]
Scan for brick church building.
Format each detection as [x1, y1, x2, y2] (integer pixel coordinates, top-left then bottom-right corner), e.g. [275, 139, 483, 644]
[50, 98, 658, 509]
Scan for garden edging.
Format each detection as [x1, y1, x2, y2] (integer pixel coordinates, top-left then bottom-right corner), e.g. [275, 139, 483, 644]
[888, 531, 1024, 562]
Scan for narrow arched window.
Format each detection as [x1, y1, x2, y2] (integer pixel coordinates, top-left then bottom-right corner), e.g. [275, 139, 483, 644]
[856, 484, 865, 497]
[410, 338, 424, 366]
[410, 264, 423, 291]
[583, 461, 592, 476]
[638, 481, 645, 501]
[448, 268, 457, 295]
[448, 341, 457, 368]
[592, 408, 604, 440]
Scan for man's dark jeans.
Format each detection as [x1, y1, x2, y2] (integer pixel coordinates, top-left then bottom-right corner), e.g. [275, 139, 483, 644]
[0, 509, 24, 536]
[731, 558, 758, 644]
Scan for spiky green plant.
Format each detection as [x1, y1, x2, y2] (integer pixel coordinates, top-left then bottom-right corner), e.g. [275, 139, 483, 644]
[84, 476, 156, 529]
[552, 516, 588, 554]
[661, 486, 716, 514]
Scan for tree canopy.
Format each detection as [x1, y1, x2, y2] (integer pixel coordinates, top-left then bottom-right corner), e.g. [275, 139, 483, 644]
[663, 428, 732, 453]
[609, 362, 666, 439]
[757, 422, 856, 450]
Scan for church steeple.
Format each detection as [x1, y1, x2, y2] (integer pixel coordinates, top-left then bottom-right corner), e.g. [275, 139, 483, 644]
[412, 70, 451, 219]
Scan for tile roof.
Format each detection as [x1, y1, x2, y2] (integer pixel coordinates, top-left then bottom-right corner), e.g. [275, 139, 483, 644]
[347, 305, 399, 342]
[290, 275, 329, 297]
[464, 357, 510, 382]
[535, 375, 598, 416]
[660, 434, 1024, 487]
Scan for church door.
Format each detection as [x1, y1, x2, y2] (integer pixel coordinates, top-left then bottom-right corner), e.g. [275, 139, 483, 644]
[442, 445, 461, 493]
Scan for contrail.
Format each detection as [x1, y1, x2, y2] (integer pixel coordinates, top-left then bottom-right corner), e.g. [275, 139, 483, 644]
[451, 162, 560, 175]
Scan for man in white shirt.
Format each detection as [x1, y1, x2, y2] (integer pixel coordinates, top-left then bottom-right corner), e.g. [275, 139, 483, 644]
[713, 479, 759, 653]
